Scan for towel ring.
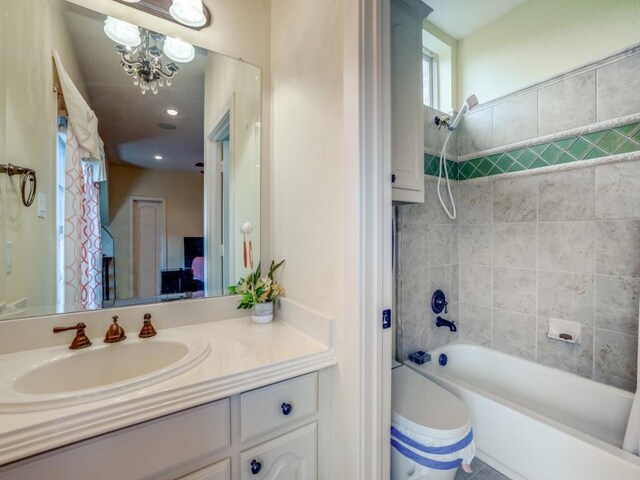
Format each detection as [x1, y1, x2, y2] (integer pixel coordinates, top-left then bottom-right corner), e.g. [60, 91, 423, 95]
[20, 169, 37, 207]
[1, 163, 37, 207]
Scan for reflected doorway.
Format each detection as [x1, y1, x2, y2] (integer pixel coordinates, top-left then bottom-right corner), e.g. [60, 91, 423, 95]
[130, 197, 166, 297]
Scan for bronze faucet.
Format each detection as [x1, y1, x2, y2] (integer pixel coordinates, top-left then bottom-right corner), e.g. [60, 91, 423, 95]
[104, 315, 127, 343]
[139, 313, 157, 338]
[53, 322, 92, 349]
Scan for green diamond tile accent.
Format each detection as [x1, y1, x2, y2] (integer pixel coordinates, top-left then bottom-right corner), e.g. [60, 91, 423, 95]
[448, 161, 458, 180]
[476, 158, 494, 176]
[529, 144, 548, 156]
[614, 123, 640, 136]
[583, 145, 608, 160]
[509, 149, 526, 161]
[531, 157, 550, 169]
[496, 154, 515, 172]
[539, 143, 564, 164]
[555, 138, 576, 151]
[423, 122, 639, 180]
[424, 154, 439, 176]
[583, 131, 607, 145]
[507, 161, 525, 173]
[487, 164, 504, 176]
[556, 153, 576, 165]
[468, 169, 484, 179]
[467, 158, 485, 178]
[567, 137, 595, 160]
[516, 148, 538, 168]
[615, 139, 640, 155]
[597, 131, 628, 154]
[458, 161, 475, 180]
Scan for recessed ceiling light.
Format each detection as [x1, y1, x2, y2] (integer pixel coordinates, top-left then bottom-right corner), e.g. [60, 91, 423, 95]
[166, 108, 179, 116]
[154, 155, 163, 160]
[158, 123, 177, 130]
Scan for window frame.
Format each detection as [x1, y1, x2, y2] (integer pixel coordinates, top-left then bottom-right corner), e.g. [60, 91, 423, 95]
[422, 46, 439, 109]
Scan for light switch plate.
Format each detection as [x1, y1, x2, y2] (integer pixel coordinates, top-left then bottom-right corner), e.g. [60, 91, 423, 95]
[5, 242, 12, 274]
[37, 192, 46, 218]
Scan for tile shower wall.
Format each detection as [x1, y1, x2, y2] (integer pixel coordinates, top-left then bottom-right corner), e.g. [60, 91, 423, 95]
[397, 46, 640, 391]
[457, 162, 640, 391]
[458, 48, 640, 157]
[396, 177, 460, 361]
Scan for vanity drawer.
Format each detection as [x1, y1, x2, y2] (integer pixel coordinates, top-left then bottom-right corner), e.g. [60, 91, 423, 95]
[0, 399, 230, 480]
[177, 458, 230, 480]
[240, 372, 318, 441]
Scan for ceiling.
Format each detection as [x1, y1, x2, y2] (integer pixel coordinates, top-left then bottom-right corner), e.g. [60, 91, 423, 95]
[423, 0, 529, 40]
[63, 4, 206, 173]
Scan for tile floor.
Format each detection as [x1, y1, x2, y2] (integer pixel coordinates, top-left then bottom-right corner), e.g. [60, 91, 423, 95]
[454, 457, 511, 480]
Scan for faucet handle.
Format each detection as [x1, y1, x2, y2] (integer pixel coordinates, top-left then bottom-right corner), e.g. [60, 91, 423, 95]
[104, 316, 127, 343]
[53, 322, 92, 349]
[139, 313, 157, 338]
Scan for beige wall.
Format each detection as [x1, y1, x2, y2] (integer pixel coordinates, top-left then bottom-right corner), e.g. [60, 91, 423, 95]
[108, 165, 204, 299]
[458, 0, 640, 103]
[204, 53, 261, 285]
[0, 3, 7, 312]
[270, 0, 344, 476]
[1, 0, 88, 313]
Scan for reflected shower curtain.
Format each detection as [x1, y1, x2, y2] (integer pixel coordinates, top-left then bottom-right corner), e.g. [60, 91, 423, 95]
[623, 302, 640, 455]
[64, 126, 103, 310]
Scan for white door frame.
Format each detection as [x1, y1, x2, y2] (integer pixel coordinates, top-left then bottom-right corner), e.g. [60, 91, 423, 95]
[206, 94, 235, 296]
[128, 196, 167, 298]
[343, 0, 392, 479]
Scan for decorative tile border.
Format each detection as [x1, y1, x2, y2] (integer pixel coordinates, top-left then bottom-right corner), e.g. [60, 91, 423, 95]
[424, 122, 640, 180]
[424, 153, 457, 179]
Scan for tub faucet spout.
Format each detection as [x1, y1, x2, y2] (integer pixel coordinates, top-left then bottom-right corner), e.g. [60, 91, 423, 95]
[435, 316, 457, 332]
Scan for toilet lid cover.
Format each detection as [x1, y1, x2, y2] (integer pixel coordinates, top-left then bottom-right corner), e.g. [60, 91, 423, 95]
[392, 365, 471, 439]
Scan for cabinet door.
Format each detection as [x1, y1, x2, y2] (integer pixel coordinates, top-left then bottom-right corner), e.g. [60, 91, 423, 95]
[391, 0, 430, 203]
[177, 458, 230, 480]
[240, 422, 316, 480]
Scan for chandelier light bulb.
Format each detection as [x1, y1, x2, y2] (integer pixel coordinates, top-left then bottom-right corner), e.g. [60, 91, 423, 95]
[169, 0, 206, 27]
[103, 17, 141, 48]
[163, 37, 195, 63]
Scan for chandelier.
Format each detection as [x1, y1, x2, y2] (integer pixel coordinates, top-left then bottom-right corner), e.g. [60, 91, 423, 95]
[104, 17, 195, 95]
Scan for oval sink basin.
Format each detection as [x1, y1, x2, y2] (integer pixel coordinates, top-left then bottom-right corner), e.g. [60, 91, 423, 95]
[0, 336, 210, 412]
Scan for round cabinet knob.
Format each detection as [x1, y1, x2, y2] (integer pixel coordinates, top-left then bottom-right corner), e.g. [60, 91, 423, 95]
[250, 459, 262, 475]
[281, 402, 293, 416]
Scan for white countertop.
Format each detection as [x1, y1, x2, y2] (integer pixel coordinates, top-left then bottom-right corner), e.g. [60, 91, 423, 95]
[0, 316, 336, 466]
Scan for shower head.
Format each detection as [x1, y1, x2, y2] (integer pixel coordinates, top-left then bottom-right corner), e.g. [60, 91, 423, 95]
[449, 94, 479, 130]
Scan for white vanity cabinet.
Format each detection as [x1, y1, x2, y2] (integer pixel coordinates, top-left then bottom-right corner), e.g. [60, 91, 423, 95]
[0, 370, 330, 480]
[178, 459, 231, 480]
[240, 423, 316, 480]
[390, 0, 432, 204]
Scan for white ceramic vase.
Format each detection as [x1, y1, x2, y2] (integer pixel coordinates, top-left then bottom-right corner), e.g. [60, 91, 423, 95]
[251, 301, 274, 324]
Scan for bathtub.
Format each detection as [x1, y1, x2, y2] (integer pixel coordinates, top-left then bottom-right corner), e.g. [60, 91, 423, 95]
[406, 343, 640, 480]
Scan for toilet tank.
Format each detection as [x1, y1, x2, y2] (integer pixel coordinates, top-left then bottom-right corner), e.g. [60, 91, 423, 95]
[392, 365, 470, 439]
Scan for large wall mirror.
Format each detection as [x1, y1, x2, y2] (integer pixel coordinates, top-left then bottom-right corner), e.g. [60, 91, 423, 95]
[0, 0, 261, 320]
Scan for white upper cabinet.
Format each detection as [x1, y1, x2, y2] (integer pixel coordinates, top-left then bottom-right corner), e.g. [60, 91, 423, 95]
[391, 0, 432, 203]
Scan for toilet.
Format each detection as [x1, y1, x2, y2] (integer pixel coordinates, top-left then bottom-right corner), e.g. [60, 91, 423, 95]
[391, 363, 475, 480]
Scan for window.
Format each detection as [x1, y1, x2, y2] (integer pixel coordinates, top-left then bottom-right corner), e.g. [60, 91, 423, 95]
[422, 47, 438, 108]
